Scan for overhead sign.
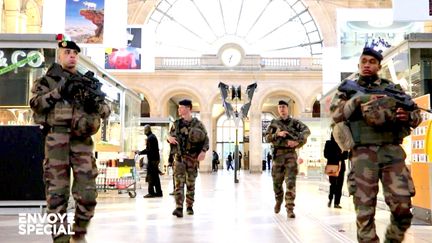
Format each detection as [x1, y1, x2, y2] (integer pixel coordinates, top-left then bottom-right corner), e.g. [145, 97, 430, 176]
[0, 50, 44, 76]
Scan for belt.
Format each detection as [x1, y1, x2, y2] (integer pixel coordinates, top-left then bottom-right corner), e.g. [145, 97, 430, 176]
[50, 125, 71, 133]
[274, 147, 295, 150]
[274, 147, 295, 153]
[176, 154, 196, 163]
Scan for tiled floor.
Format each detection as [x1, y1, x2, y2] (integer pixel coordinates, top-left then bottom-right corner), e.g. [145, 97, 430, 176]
[1, 170, 431, 243]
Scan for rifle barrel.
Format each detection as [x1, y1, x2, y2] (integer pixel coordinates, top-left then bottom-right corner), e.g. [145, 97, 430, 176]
[419, 107, 432, 113]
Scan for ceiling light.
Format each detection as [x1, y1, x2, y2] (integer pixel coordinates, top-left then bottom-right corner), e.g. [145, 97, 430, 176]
[368, 20, 393, 28]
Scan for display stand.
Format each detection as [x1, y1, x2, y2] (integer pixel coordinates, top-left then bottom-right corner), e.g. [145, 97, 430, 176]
[0, 125, 46, 212]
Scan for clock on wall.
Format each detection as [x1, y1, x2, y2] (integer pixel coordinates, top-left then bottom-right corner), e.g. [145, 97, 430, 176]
[218, 43, 244, 67]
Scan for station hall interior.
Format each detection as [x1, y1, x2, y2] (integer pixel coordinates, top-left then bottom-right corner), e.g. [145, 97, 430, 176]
[1, 0, 432, 242]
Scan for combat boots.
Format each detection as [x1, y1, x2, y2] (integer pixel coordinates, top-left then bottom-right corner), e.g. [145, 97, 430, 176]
[53, 234, 70, 243]
[172, 207, 183, 218]
[274, 200, 282, 214]
[69, 235, 87, 243]
[186, 207, 194, 215]
[287, 210, 295, 219]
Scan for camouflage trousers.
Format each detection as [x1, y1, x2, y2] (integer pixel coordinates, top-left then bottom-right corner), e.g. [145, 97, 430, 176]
[44, 132, 98, 242]
[348, 144, 415, 243]
[173, 154, 199, 208]
[271, 149, 298, 212]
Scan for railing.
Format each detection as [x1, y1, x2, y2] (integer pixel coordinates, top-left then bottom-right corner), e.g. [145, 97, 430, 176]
[155, 56, 322, 71]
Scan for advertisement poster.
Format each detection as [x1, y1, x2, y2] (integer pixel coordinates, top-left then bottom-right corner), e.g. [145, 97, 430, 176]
[340, 21, 421, 62]
[337, 9, 423, 71]
[105, 27, 142, 70]
[65, 0, 105, 44]
[411, 94, 431, 163]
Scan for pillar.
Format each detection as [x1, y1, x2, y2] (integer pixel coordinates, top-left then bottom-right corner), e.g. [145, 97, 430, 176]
[4, 9, 21, 32]
[248, 110, 263, 173]
[0, 0, 4, 32]
[200, 111, 212, 172]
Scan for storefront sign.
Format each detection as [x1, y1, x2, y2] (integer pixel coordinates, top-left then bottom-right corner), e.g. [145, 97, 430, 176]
[0, 50, 44, 75]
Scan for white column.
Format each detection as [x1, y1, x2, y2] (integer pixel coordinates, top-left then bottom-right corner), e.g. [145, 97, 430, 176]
[26, 24, 41, 33]
[322, 47, 341, 94]
[200, 111, 212, 173]
[248, 110, 262, 173]
[5, 9, 20, 33]
[0, 0, 3, 32]
[19, 12, 27, 33]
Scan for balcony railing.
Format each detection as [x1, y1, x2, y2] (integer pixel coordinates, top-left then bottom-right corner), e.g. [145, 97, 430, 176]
[155, 55, 322, 71]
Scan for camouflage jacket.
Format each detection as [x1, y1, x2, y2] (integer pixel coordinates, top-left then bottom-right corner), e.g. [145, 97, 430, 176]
[264, 117, 310, 149]
[30, 63, 110, 128]
[330, 77, 422, 144]
[169, 117, 209, 157]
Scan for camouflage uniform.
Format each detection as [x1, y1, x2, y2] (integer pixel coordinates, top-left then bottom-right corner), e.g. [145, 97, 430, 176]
[330, 77, 422, 243]
[170, 118, 209, 210]
[30, 63, 110, 242]
[265, 117, 310, 217]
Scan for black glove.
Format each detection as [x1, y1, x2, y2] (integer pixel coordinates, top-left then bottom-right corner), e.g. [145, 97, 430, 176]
[58, 77, 83, 99]
[83, 97, 100, 113]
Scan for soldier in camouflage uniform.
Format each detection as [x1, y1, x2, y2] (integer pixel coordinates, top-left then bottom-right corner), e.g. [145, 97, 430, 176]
[265, 100, 310, 219]
[167, 99, 209, 218]
[30, 40, 110, 243]
[330, 47, 422, 243]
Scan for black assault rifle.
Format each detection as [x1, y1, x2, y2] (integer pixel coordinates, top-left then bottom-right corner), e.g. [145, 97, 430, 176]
[73, 71, 107, 113]
[338, 80, 432, 113]
[271, 122, 301, 141]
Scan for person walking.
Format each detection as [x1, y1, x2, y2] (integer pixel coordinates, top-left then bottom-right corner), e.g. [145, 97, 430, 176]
[238, 151, 243, 169]
[30, 39, 110, 243]
[330, 47, 422, 242]
[226, 152, 234, 171]
[324, 133, 347, 209]
[266, 152, 272, 170]
[167, 99, 209, 218]
[212, 150, 219, 172]
[138, 125, 163, 198]
[264, 100, 310, 219]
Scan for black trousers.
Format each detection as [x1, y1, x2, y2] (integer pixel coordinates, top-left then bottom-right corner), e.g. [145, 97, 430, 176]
[147, 172, 162, 196]
[328, 171, 344, 205]
[147, 161, 162, 196]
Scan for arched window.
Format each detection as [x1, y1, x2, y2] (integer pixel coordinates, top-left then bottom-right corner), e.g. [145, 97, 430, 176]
[147, 0, 323, 57]
[216, 114, 243, 165]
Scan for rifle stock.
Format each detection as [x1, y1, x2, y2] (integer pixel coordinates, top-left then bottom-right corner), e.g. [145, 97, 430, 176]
[338, 80, 432, 112]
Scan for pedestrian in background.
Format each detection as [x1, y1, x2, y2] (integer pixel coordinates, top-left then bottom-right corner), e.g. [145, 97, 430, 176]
[138, 125, 163, 198]
[212, 150, 219, 172]
[226, 152, 234, 171]
[266, 152, 272, 170]
[324, 132, 347, 209]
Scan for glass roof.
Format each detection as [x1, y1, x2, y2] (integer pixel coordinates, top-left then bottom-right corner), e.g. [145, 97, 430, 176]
[147, 0, 323, 57]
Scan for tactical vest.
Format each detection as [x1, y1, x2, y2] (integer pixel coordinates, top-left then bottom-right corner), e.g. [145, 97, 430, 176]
[32, 75, 73, 127]
[33, 69, 102, 137]
[269, 118, 300, 148]
[349, 119, 401, 145]
[347, 79, 408, 145]
[174, 118, 206, 155]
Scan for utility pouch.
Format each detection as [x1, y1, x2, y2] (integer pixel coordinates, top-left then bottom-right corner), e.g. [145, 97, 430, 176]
[53, 102, 73, 121]
[332, 122, 355, 151]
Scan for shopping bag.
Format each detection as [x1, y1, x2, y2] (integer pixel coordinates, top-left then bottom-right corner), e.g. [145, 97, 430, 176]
[325, 164, 339, 177]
